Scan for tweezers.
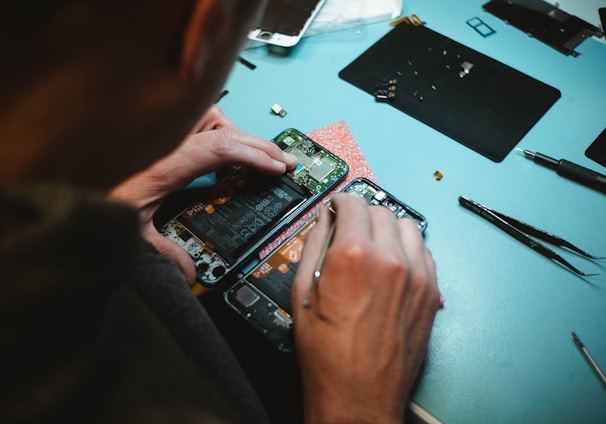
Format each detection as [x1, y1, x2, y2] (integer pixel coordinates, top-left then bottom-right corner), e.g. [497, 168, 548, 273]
[303, 206, 337, 309]
[458, 196, 603, 276]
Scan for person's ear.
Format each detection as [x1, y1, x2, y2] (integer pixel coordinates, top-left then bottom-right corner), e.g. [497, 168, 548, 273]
[180, 0, 218, 81]
[180, 0, 265, 81]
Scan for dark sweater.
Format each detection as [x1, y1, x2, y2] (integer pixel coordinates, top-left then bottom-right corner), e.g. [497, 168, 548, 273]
[0, 184, 269, 423]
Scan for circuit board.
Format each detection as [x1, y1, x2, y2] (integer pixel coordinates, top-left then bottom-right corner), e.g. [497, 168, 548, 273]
[277, 128, 348, 195]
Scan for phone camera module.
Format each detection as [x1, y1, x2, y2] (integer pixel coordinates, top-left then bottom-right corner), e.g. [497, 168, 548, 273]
[259, 31, 273, 40]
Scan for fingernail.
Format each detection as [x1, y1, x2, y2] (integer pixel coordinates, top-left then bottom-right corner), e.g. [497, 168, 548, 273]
[316, 204, 325, 222]
[272, 159, 287, 172]
[284, 152, 298, 163]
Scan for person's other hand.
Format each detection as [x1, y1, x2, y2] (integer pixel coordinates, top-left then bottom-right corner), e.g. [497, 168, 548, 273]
[109, 105, 297, 286]
[292, 194, 441, 424]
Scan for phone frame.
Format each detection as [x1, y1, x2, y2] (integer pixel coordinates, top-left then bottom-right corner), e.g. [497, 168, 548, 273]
[224, 177, 428, 351]
[160, 128, 348, 288]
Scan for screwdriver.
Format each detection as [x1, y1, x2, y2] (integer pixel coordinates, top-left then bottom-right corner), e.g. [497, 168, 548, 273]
[517, 149, 606, 194]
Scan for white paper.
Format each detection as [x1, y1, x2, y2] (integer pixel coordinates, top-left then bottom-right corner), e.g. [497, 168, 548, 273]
[306, 0, 403, 36]
[243, 0, 402, 49]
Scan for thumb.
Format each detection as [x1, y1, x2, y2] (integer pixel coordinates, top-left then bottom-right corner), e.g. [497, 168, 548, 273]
[144, 228, 197, 286]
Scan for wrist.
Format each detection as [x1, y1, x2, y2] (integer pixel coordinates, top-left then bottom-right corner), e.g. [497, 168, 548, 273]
[303, 386, 404, 424]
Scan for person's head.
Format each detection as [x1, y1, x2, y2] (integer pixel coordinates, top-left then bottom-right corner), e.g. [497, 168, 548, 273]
[0, 0, 266, 191]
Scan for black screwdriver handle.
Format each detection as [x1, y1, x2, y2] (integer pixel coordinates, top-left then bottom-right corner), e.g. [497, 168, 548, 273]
[557, 159, 606, 193]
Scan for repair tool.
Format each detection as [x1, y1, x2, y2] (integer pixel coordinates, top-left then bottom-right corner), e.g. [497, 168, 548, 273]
[458, 196, 603, 276]
[303, 208, 336, 308]
[572, 332, 606, 387]
[517, 149, 606, 194]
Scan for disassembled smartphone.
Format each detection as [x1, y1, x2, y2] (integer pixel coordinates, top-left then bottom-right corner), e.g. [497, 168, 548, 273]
[160, 128, 348, 287]
[247, 0, 327, 48]
[224, 177, 428, 351]
[343, 178, 428, 231]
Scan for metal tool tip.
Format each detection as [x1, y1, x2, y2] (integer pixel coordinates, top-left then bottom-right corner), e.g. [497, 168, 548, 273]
[515, 148, 534, 158]
[313, 270, 321, 283]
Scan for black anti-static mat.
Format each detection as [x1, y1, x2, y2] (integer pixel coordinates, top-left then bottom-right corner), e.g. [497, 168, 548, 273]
[339, 24, 561, 162]
[586, 128, 606, 168]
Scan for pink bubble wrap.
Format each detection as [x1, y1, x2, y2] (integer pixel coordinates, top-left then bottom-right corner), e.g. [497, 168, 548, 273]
[259, 121, 378, 258]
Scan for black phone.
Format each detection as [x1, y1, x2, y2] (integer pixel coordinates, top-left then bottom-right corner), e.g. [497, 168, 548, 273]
[224, 177, 428, 351]
[160, 128, 348, 288]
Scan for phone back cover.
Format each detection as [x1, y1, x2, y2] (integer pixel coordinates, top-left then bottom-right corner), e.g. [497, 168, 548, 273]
[339, 24, 561, 162]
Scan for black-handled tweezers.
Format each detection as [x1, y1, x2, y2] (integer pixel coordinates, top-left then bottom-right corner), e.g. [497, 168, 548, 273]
[458, 196, 603, 276]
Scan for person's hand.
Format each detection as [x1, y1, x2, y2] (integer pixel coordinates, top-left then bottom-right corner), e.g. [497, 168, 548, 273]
[109, 105, 297, 286]
[292, 194, 441, 424]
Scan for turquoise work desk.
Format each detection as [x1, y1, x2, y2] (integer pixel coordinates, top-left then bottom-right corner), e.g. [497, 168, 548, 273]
[218, 1, 606, 422]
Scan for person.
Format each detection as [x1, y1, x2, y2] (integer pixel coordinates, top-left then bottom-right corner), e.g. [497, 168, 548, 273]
[0, 1, 442, 423]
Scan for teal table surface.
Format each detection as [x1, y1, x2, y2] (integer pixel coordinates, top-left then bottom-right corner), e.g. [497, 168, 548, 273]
[218, 1, 606, 422]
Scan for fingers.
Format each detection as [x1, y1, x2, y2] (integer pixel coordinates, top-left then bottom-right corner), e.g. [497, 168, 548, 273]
[144, 228, 197, 286]
[211, 129, 298, 173]
[367, 204, 407, 265]
[192, 104, 296, 171]
[422, 246, 442, 305]
[327, 193, 372, 245]
[185, 127, 298, 174]
[396, 218, 430, 279]
[293, 194, 440, 314]
[142, 127, 298, 197]
[392, 218, 440, 308]
[293, 195, 372, 311]
[293, 194, 399, 314]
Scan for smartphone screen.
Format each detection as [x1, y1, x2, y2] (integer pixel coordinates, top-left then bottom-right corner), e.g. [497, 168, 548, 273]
[225, 177, 428, 351]
[161, 129, 348, 287]
[248, 0, 327, 47]
[256, 0, 322, 35]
